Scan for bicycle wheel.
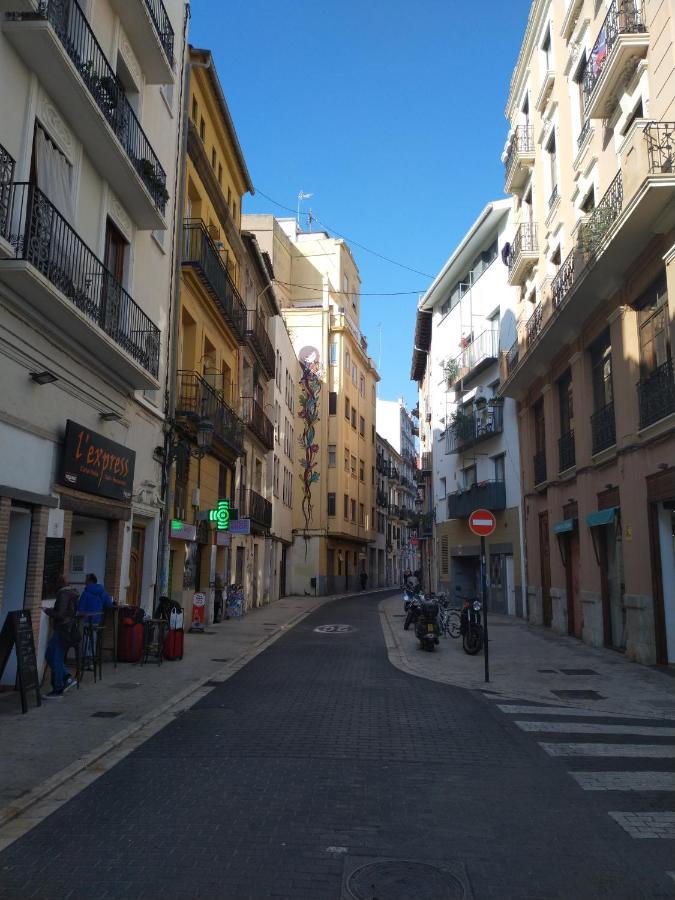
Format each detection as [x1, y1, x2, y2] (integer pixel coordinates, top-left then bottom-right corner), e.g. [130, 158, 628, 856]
[448, 610, 461, 639]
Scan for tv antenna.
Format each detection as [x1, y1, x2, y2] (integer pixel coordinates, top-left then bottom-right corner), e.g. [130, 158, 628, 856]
[297, 190, 313, 227]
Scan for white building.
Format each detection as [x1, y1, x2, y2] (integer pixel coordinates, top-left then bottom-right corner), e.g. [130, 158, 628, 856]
[0, 0, 187, 677]
[412, 200, 526, 614]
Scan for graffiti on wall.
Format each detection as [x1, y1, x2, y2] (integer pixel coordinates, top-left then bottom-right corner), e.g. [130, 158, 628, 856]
[298, 346, 322, 533]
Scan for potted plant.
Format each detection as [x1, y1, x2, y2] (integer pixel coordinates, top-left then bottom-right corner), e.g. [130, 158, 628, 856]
[474, 392, 488, 411]
[442, 358, 459, 386]
[489, 396, 504, 407]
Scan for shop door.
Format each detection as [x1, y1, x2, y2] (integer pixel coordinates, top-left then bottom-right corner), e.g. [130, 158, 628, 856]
[539, 513, 552, 627]
[489, 553, 506, 614]
[280, 545, 287, 598]
[127, 525, 145, 607]
[564, 533, 582, 638]
[600, 521, 626, 650]
[0, 507, 32, 687]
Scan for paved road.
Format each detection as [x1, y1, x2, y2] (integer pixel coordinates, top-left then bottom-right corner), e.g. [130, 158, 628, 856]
[1, 591, 673, 899]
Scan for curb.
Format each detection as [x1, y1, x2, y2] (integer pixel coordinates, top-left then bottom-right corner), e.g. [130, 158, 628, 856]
[0, 586, 395, 836]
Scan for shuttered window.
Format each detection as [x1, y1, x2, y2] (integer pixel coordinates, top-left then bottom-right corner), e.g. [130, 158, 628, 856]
[440, 536, 449, 575]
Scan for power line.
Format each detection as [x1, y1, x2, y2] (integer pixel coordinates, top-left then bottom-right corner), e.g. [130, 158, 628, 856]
[252, 187, 434, 279]
[272, 278, 425, 296]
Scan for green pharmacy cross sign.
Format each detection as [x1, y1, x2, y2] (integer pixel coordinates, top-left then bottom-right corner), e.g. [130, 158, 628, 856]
[208, 499, 230, 531]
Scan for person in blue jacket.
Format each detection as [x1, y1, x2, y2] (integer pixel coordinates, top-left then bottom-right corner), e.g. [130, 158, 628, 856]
[78, 572, 113, 625]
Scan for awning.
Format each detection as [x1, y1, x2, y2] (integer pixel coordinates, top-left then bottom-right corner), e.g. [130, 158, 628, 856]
[553, 517, 577, 534]
[586, 507, 619, 528]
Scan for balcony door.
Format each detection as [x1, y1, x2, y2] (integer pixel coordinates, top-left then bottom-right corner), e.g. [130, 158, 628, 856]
[636, 274, 670, 380]
[102, 218, 127, 335]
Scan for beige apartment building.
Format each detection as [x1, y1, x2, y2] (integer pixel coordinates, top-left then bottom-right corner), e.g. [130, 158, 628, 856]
[242, 215, 380, 595]
[500, 0, 675, 664]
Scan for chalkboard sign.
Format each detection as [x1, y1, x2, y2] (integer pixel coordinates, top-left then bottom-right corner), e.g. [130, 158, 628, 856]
[43, 537, 66, 598]
[0, 611, 41, 714]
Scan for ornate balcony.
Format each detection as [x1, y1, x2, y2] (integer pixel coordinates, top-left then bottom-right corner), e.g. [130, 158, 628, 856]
[175, 370, 244, 458]
[448, 405, 503, 455]
[526, 304, 544, 347]
[419, 512, 434, 537]
[591, 401, 616, 454]
[4, 0, 168, 227]
[245, 308, 275, 379]
[376, 489, 388, 508]
[584, 0, 648, 119]
[182, 221, 246, 341]
[453, 329, 500, 383]
[447, 481, 506, 519]
[0, 143, 15, 258]
[637, 359, 675, 430]
[241, 397, 274, 450]
[108, 0, 175, 83]
[419, 452, 432, 473]
[558, 429, 576, 472]
[533, 450, 547, 487]
[507, 222, 538, 286]
[0, 182, 160, 386]
[504, 125, 535, 195]
[242, 488, 272, 531]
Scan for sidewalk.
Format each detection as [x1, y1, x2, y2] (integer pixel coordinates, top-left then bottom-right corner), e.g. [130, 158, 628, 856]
[0, 588, 391, 832]
[380, 595, 675, 720]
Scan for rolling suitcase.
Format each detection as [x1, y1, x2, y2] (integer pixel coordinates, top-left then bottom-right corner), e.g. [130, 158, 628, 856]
[163, 627, 184, 660]
[117, 606, 144, 663]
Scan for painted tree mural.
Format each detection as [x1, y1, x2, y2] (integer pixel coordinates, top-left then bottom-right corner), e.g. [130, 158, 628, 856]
[297, 346, 322, 533]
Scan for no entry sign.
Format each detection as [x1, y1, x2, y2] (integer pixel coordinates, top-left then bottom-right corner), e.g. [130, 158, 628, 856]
[468, 508, 497, 537]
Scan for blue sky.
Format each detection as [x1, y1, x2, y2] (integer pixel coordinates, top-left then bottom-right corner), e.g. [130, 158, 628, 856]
[190, 1, 531, 406]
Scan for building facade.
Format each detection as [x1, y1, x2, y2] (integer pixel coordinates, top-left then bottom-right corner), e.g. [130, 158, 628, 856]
[243, 215, 380, 595]
[500, 0, 675, 663]
[0, 0, 186, 680]
[412, 201, 525, 612]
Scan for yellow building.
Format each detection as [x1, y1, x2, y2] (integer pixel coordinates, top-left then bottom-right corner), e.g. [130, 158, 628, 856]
[166, 47, 254, 618]
[242, 215, 380, 594]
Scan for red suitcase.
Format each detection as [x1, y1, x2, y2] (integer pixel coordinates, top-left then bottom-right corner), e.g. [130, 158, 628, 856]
[118, 622, 144, 663]
[163, 628, 184, 660]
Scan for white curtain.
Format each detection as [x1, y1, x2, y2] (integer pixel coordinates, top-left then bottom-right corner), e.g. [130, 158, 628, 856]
[35, 126, 75, 224]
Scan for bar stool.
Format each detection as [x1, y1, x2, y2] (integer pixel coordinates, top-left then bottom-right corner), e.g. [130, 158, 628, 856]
[79, 619, 104, 682]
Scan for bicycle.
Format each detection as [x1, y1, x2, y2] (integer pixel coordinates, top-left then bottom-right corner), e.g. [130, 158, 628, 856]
[435, 593, 461, 639]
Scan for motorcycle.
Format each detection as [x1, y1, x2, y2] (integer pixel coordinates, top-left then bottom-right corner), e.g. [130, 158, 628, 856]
[404, 593, 440, 651]
[460, 596, 483, 655]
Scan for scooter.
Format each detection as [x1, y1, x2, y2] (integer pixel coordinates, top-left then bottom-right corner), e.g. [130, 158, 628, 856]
[404, 594, 440, 651]
[460, 596, 484, 655]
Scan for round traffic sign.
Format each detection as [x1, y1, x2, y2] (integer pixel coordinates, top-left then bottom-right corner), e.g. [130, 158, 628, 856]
[468, 508, 497, 537]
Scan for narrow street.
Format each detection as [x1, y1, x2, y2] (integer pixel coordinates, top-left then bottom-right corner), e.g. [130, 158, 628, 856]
[1, 590, 673, 900]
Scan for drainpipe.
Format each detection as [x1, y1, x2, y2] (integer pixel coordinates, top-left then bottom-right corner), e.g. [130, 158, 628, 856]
[155, 2, 191, 605]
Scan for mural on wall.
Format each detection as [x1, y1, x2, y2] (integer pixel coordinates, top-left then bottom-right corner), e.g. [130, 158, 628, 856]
[298, 346, 322, 534]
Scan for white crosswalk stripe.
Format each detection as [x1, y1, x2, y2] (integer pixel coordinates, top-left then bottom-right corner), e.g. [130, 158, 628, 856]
[515, 721, 675, 736]
[608, 812, 675, 839]
[540, 742, 675, 758]
[497, 704, 652, 719]
[570, 772, 675, 791]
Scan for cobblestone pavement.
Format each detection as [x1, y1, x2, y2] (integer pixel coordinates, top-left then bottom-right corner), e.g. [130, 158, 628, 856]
[1, 591, 674, 899]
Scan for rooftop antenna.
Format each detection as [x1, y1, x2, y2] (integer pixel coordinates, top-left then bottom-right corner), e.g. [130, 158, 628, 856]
[307, 208, 315, 232]
[297, 190, 313, 228]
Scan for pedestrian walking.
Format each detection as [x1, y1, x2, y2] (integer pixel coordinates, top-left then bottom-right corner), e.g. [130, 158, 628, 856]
[360, 570, 368, 591]
[44, 575, 79, 698]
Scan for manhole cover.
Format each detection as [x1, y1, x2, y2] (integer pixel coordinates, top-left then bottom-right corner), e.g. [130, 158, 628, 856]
[91, 711, 121, 718]
[346, 860, 466, 899]
[560, 669, 599, 676]
[552, 689, 605, 700]
[314, 624, 356, 634]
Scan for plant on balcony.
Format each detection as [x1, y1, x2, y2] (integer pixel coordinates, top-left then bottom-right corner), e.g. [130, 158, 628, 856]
[139, 158, 169, 204]
[442, 358, 459, 387]
[474, 393, 488, 410]
[488, 396, 504, 408]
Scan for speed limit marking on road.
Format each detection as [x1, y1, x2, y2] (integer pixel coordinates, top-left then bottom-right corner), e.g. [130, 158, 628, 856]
[314, 624, 356, 634]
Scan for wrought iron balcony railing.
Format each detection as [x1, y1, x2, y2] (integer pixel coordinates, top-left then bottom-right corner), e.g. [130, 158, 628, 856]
[507, 222, 538, 271]
[644, 121, 675, 174]
[0, 143, 15, 237]
[558, 429, 576, 472]
[506, 340, 519, 375]
[533, 449, 547, 486]
[548, 184, 559, 211]
[176, 370, 244, 457]
[182, 221, 247, 341]
[577, 119, 592, 150]
[447, 405, 504, 454]
[447, 481, 506, 519]
[30, 0, 167, 213]
[419, 452, 433, 473]
[591, 401, 616, 454]
[504, 125, 535, 185]
[637, 359, 675, 430]
[245, 308, 275, 379]
[242, 487, 272, 530]
[241, 396, 274, 450]
[389, 503, 400, 517]
[419, 512, 434, 537]
[1, 182, 160, 375]
[583, 0, 646, 107]
[526, 304, 544, 346]
[453, 329, 500, 381]
[376, 489, 388, 508]
[143, 0, 175, 67]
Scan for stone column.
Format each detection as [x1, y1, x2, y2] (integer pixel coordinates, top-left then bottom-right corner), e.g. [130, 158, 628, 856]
[608, 305, 640, 447]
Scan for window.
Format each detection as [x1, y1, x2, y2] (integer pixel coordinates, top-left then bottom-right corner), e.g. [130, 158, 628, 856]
[558, 369, 574, 436]
[352, 291, 357, 309]
[591, 330, 613, 411]
[635, 274, 670, 379]
[350, 499, 356, 522]
[541, 24, 551, 72]
[573, 52, 587, 141]
[211, 147, 216, 169]
[274, 401, 280, 443]
[493, 454, 505, 483]
[623, 99, 644, 135]
[439, 476, 446, 499]
[440, 536, 449, 575]
[344, 494, 349, 518]
[359, 415, 365, 436]
[345, 397, 350, 420]
[371, 425, 375, 444]
[218, 163, 222, 185]
[359, 504, 365, 526]
[344, 448, 350, 471]
[546, 130, 557, 199]
[533, 398, 546, 455]
[351, 408, 356, 429]
[328, 445, 336, 467]
[463, 466, 477, 489]
[352, 363, 357, 385]
[199, 117, 205, 141]
[580, 187, 595, 213]
[359, 374, 365, 397]
[327, 493, 336, 517]
[351, 455, 357, 477]
[345, 350, 350, 372]
[359, 459, 364, 481]
[329, 391, 337, 415]
[273, 456, 280, 497]
[329, 342, 338, 365]
[191, 96, 198, 121]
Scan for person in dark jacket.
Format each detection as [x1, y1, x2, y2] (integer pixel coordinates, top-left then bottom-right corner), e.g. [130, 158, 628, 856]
[78, 573, 113, 625]
[44, 575, 79, 698]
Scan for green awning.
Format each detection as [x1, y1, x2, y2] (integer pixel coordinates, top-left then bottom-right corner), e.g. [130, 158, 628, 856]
[586, 507, 619, 528]
[553, 518, 577, 534]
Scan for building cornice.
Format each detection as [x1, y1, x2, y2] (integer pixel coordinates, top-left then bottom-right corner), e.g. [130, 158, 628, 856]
[504, 0, 551, 120]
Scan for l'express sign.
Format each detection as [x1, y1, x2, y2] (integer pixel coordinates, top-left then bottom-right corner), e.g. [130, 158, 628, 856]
[60, 420, 135, 502]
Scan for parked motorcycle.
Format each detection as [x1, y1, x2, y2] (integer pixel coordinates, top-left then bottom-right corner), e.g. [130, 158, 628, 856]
[460, 596, 483, 655]
[404, 593, 440, 651]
